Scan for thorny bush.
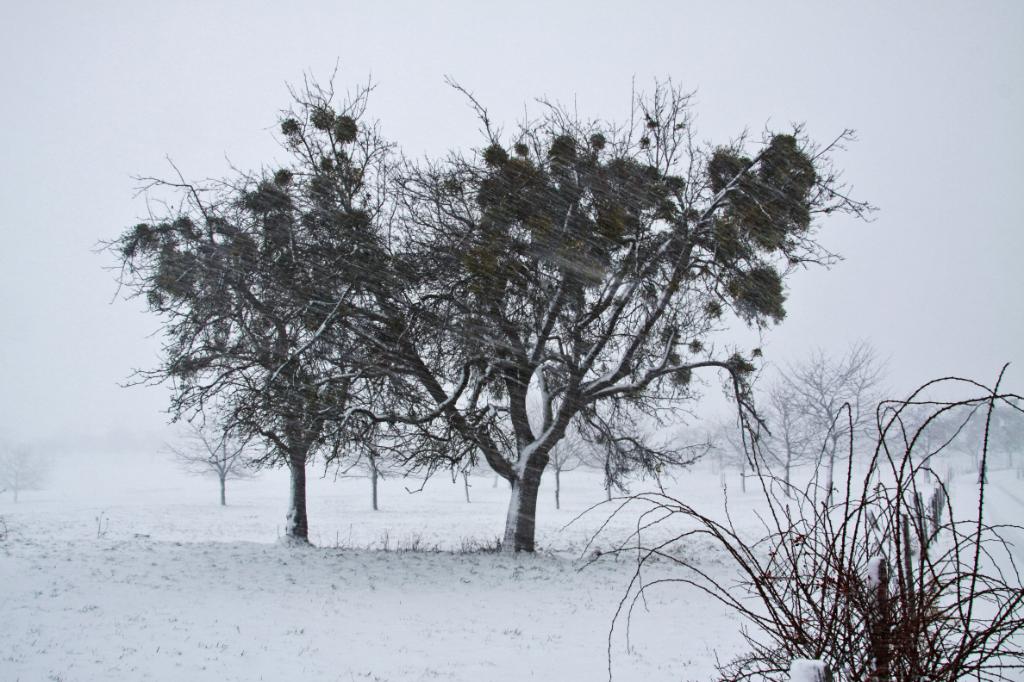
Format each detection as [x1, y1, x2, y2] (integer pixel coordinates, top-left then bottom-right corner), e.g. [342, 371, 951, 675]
[597, 370, 1024, 681]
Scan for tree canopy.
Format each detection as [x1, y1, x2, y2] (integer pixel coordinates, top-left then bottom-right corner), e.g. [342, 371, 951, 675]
[110, 78, 870, 551]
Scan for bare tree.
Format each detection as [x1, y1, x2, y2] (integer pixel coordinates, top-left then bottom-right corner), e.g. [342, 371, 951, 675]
[548, 428, 588, 509]
[782, 341, 886, 501]
[0, 443, 47, 503]
[107, 79, 391, 541]
[962, 399, 1024, 475]
[709, 419, 754, 493]
[356, 81, 867, 552]
[575, 403, 709, 501]
[332, 439, 387, 511]
[459, 462, 473, 503]
[762, 380, 816, 495]
[110, 75, 868, 552]
[583, 443, 625, 502]
[167, 425, 255, 505]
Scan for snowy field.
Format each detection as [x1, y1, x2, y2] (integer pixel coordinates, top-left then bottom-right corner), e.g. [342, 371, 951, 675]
[2, 450, 1022, 682]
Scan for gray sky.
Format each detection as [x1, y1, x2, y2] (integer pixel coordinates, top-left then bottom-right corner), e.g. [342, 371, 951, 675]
[1, 1, 1021, 446]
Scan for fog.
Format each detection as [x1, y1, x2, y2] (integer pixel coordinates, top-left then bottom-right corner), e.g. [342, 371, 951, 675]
[2, 7, 1023, 679]
[1, 1, 1021, 449]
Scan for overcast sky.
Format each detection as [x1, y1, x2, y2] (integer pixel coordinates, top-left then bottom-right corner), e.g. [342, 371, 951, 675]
[1, 1, 1021, 447]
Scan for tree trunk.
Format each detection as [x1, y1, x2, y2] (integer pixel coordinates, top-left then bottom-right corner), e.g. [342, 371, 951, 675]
[825, 452, 835, 496]
[784, 453, 792, 497]
[554, 467, 561, 510]
[285, 451, 309, 541]
[219, 476, 226, 506]
[824, 436, 839, 501]
[813, 441, 836, 509]
[369, 450, 379, 511]
[604, 453, 613, 501]
[462, 471, 471, 503]
[502, 463, 545, 553]
[371, 467, 379, 511]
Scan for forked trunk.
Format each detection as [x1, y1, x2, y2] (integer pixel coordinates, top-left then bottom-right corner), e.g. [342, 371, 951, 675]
[285, 451, 308, 541]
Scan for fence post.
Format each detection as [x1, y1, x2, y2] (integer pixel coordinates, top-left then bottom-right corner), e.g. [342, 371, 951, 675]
[867, 556, 892, 681]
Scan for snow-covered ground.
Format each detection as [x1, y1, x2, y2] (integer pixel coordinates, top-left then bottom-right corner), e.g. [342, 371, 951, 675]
[0, 450, 753, 682]
[1, 450, 1021, 681]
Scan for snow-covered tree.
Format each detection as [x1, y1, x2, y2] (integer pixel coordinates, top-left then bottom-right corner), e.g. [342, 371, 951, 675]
[709, 419, 755, 493]
[781, 342, 886, 499]
[331, 435, 388, 511]
[167, 424, 255, 505]
[108, 76, 869, 552]
[0, 443, 47, 503]
[546, 428, 588, 509]
[343, 81, 870, 551]
[108, 81, 390, 542]
[960, 398, 1024, 478]
[761, 379, 817, 495]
